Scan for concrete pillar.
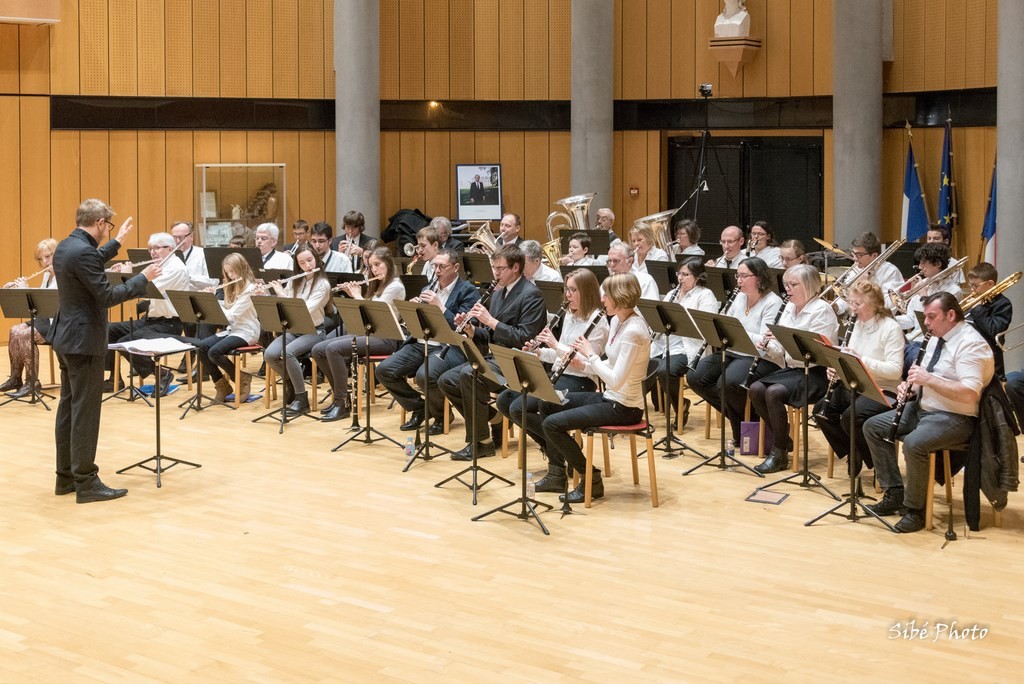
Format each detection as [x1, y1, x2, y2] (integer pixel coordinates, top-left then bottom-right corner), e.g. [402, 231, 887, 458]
[571, 0, 614, 224]
[998, 0, 1024, 369]
[335, 1, 380, 236]
[831, 1, 883, 247]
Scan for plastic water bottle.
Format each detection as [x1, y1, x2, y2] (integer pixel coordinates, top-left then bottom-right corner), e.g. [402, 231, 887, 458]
[404, 437, 414, 458]
[526, 472, 535, 498]
[726, 439, 736, 457]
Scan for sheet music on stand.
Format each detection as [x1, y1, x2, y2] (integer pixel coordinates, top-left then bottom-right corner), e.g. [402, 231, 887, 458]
[109, 337, 196, 356]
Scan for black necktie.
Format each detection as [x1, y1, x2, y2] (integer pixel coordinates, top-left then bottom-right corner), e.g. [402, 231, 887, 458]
[263, 253, 272, 265]
[925, 337, 946, 372]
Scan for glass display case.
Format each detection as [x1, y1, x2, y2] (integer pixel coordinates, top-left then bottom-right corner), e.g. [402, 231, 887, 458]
[194, 163, 287, 247]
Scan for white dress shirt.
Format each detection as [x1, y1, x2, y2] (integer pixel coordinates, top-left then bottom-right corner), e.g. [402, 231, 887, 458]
[321, 250, 354, 274]
[918, 320, 994, 416]
[181, 245, 216, 289]
[148, 253, 193, 319]
[895, 278, 961, 334]
[711, 253, 743, 269]
[725, 291, 785, 357]
[583, 313, 651, 409]
[292, 276, 332, 328]
[753, 245, 783, 268]
[844, 314, 905, 394]
[261, 249, 294, 271]
[761, 297, 838, 368]
[632, 247, 670, 275]
[218, 282, 260, 343]
[538, 309, 610, 380]
[530, 262, 563, 283]
[650, 285, 718, 361]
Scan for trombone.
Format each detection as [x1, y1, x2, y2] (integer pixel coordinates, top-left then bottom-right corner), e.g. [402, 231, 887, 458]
[888, 256, 968, 315]
[997, 323, 1024, 352]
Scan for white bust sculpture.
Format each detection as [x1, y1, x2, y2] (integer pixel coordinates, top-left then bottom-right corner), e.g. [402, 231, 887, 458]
[714, 0, 750, 38]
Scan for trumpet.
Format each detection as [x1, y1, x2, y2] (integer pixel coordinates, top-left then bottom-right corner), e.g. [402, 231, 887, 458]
[745, 236, 756, 257]
[3, 267, 49, 288]
[888, 257, 968, 314]
[331, 274, 384, 293]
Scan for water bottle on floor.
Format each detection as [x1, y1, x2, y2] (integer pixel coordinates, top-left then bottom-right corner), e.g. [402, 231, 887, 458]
[526, 472, 535, 498]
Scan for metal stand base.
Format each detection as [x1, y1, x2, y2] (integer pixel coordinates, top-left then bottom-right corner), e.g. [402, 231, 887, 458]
[117, 454, 202, 488]
[252, 404, 319, 434]
[0, 385, 55, 411]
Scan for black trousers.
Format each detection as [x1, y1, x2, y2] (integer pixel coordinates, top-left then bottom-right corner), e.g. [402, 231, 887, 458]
[376, 342, 466, 421]
[54, 352, 106, 488]
[495, 374, 596, 451]
[439, 358, 506, 444]
[687, 352, 780, 442]
[812, 387, 893, 471]
[106, 317, 183, 377]
[540, 393, 644, 475]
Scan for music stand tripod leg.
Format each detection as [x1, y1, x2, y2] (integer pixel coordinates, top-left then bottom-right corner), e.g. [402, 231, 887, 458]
[402, 342, 454, 470]
[334, 329, 403, 451]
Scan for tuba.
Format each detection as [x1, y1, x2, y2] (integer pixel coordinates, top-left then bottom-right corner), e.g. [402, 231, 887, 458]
[466, 221, 498, 255]
[540, 239, 562, 268]
[634, 206, 682, 253]
[546, 192, 597, 241]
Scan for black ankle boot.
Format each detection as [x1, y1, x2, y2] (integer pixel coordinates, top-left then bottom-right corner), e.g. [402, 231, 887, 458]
[560, 471, 603, 503]
[283, 381, 296, 406]
[286, 391, 310, 415]
[534, 464, 567, 493]
[0, 376, 22, 393]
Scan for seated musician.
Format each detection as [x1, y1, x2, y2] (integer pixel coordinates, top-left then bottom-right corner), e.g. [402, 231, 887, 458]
[376, 248, 480, 434]
[521, 240, 563, 283]
[670, 219, 704, 258]
[255, 223, 294, 271]
[102, 232, 192, 396]
[196, 253, 260, 403]
[630, 224, 669, 275]
[559, 232, 596, 266]
[706, 225, 746, 269]
[495, 269, 609, 489]
[926, 224, 965, 285]
[1, 238, 58, 398]
[863, 292, 994, 533]
[687, 257, 784, 453]
[894, 243, 959, 335]
[413, 225, 441, 281]
[309, 222, 354, 274]
[747, 264, 838, 474]
[538, 273, 652, 503]
[645, 257, 718, 422]
[606, 243, 659, 300]
[438, 244, 547, 460]
[747, 220, 783, 268]
[312, 247, 405, 422]
[261, 245, 331, 415]
[812, 281, 904, 476]
[833, 232, 904, 316]
[964, 262, 1012, 381]
[779, 239, 807, 268]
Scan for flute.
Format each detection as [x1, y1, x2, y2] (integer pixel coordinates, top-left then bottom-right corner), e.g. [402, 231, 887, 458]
[3, 267, 49, 288]
[266, 268, 321, 288]
[331, 274, 384, 293]
[213, 277, 245, 293]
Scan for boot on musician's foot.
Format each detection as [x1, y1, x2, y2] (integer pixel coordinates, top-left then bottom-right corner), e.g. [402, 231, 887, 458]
[534, 464, 567, 493]
[11, 377, 41, 399]
[865, 486, 905, 517]
[237, 372, 253, 403]
[213, 377, 232, 403]
[0, 376, 22, 393]
[287, 391, 310, 415]
[754, 446, 789, 474]
[283, 380, 296, 406]
[560, 469, 603, 503]
[101, 375, 124, 393]
[338, 391, 352, 419]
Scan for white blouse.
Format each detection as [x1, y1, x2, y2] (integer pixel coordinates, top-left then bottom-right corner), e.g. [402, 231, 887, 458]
[219, 282, 260, 344]
[538, 309, 610, 380]
[651, 285, 718, 362]
[753, 245, 783, 269]
[762, 297, 838, 368]
[843, 314, 905, 393]
[633, 247, 670, 275]
[292, 275, 332, 328]
[584, 313, 651, 409]
[725, 291, 784, 357]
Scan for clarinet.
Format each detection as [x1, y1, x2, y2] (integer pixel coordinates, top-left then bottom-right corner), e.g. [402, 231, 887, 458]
[689, 285, 740, 370]
[883, 330, 932, 444]
[549, 310, 605, 384]
[439, 281, 497, 359]
[739, 293, 790, 390]
[524, 301, 569, 353]
[813, 312, 858, 421]
[349, 333, 361, 429]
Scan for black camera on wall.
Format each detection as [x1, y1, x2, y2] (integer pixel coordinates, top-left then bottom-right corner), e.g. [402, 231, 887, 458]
[698, 83, 713, 97]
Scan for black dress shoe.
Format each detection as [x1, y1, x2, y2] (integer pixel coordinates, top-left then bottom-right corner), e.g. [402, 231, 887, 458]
[754, 447, 789, 474]
[158, 370, 174, 397]
[894, 508, 926, 533]
[54, 480, 76, 496]
[0, 376, 21, 393]
[76, 483, 128, 504]
[451, 442, 496, 461]
[428, 420, 445, 436]
[560, 476, 604, 503]
[101, 377, 123, 393]
[400, 410, 425, 431]
[10, 380, 40, 399]
[681, 398, 691, 427]
[491, 423, 504, 448]
[865, 487, 905, 517]
[320, 404, 345, 422]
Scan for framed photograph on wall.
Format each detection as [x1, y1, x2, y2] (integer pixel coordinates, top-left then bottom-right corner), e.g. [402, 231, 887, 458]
[456, 164, 502, 221]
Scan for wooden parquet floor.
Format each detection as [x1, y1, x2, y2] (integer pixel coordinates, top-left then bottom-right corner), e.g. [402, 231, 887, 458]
[2, 355, 1023, 682]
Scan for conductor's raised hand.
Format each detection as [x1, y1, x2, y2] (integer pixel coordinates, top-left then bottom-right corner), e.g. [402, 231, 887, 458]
[115, 217, 134, 243]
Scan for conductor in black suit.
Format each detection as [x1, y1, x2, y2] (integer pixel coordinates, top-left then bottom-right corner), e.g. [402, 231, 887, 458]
[46, 199, 161, 503]
[439, 244, 547, 460]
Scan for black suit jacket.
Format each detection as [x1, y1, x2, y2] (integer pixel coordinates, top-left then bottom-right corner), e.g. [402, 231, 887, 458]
[469, 182, 485, 203]
[967, 293, 1012, 379]
[472, 277, 546, 355]
[440, 278, 481, 328]
[440, 237, 466, 254]
[47, 228, 149, 357]
[329, 232, 374, 252]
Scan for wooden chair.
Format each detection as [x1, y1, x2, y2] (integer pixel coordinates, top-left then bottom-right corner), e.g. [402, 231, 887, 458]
[924, 449, 1003, 531]
[225, 345, 274, 408]
[579, 397, 659, 509]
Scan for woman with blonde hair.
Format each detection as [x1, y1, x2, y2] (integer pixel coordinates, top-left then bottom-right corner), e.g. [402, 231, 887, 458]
[1, 238, 58, 398]
[629, 224, 669, 275]
[196, 252, 260, 403]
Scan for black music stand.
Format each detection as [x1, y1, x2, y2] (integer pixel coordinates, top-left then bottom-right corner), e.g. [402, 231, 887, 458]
[704, 267, 737, 302]
[0, 288, 59, 409]
[114, 338, 202, 487]
[392, 300, 462, 471]
[435, 339, 515, 502]
[560, 264, 609, 284]
[755, 324, 841, 501]
[644, 260, 679, 294]
[399, 274, 428, 299]
[684, 310, 763, 477]
[461, 254, 495, 285]
[474, 346, 559, 535]
[250, 296, 319, 433]
[636, 298, 708, 461]
[165, 290, 234, 417]
[558, 229, 610, 256]
[103, 272, 157, 406]
[332, 299, 405, 451]
[805, 344, 897, 532]
[535, 281, 565, 314]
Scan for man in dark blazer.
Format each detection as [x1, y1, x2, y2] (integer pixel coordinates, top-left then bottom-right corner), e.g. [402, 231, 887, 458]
[439, 244, 547, 459]
[432, 216, 465, 254]
[329, 210, 375, 269]
[494, 212, 524, 247]
[47, 199, 161, 503]
[376, 248, 480, 434]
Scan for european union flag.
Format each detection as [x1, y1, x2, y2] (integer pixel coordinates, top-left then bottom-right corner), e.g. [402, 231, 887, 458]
[937, 120, 956, 232]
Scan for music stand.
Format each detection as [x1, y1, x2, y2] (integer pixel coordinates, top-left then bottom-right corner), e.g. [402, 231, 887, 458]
[560, 264, 609, 284]
[250, 296, 319, 433]
[805, 344, 897, 531]
[636, 298, 708, 461]
[766, 268, 786, 295]
[461, 253, 495, 285]
[0, 288, 59, 409]
[435, 339, 515, 502]
[115, 338, 201, 487]
[559, 229, 610, 256]
[535, 281, 565, 313]
[332, 299, 405, 451]
[392, 300, 462, 471]
[704, 267, 737, 302]
[474, 346, 560, 535]
[103, 272, 160, 406]
[684, 310, 763, 477]
[399, 274, 429, 299]
[165, 290, 234, 417]
[755, 324, 841, 501]
[643, 260, 676, 294]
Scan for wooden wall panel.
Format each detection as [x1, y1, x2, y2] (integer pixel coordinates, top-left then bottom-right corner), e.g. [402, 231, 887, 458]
[398, 131, 426, 211]
[766, 0, 791, 96]
[324, 131, 336, 226]
[0, 26, 20, 94]
[79, 131, 109, 202]
[498, 0, 524, 101]
[272, 132, 300, 226]
[523, 131, 549, 240]
[474, 131, 500, 167]
[137, 0, 165, 96]
[380, 0, 400, 100]
[612, 0, 622, 99]
[108, 130, 140, 246]
[547, 132, 570, 225]
[137, 131, 168, 234]
[523, 0, 548, 100]
[670, 0, 696, 99]
[646, 130, 662, 214]
[646, 0, 671, 99]
[498, 131, 525, 222]
[547, 0, 570, 99]
[49, 0, 79, 94]
[18, 26, 50, 95]
[246, 0, 273, 98]
[50, 130, 81, 236]
[902, 0, 925, 91]
[79, 0, 109, 95]
[448, 131, 475, 167]
[219, 131, 249, 213]
[0, 98, 22, 298]
[887, 0, 905, 92]
[984, 0, 997, 86]
[963, 0, 986, 89]
[741, 0, 767, 97]
[945, 0, 966, 90]
[219, 0, 246, 97]
[447, 0, 474, 100]
[165, 0, 192, 97]
[19, 97, 50, 267]
[924, 0, 945, 91]
[109, 0, 138, 96]
[620, 0, 646, 99]
[299, 131, 327, 223]
[324, 0, 335, 98]
[474, 0, 499, 100]
[165, 131, 193, 225]
[693, 0, 719, 97]
[379, 132, 401, 225]
[811, 0, 831, 95]
[191, 0, 219, 98]
[273, 0, 299, 99]
[423, 0, 449, 100]
[423, 131, 451, 218]
[298, 0, 325, 99]
[399, 0, 425, 100]
[789, 0, 813, 96]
